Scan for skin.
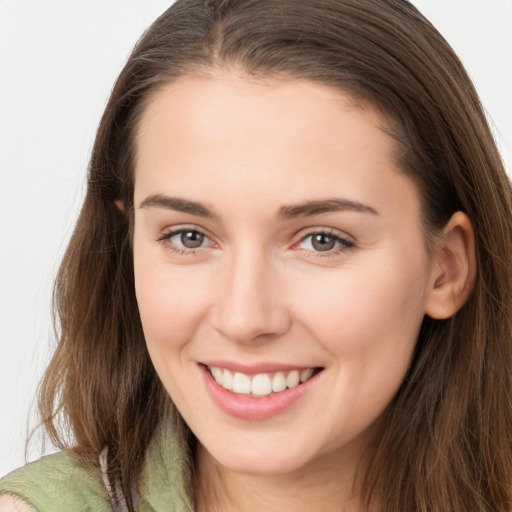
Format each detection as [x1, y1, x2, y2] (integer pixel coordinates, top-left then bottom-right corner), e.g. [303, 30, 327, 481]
[0, 497, 34, 512]
[131, 73, 474, 511]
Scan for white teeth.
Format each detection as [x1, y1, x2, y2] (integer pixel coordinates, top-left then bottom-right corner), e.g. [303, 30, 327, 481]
[286, 370, 300, 389]
[272, 372, 287, 392]
[251, 374, 272, 396]
[300, 368, 314, 383]
[208, 365, 317, 397]
[211, 366, 223, 384]
[232, 372, 251, 394]
[223, 369, 233, 390]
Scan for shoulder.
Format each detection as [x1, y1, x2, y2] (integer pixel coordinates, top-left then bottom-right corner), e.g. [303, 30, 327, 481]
[0, 451, 112, 512]
[0, 495, 35, 512]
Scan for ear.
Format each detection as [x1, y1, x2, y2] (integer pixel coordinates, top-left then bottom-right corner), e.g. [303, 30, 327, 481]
[424, 211, 476, 319]
[114, 200, 124, 212]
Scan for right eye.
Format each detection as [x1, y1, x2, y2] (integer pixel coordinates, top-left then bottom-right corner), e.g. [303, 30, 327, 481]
[158, 228, 214, 253]
[171, 230, 208, 249]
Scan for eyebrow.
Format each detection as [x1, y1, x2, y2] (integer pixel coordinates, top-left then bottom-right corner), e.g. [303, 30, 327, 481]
[139, 194, 217, 218]
[139, 194, 379, 219]
[278, 198, 379, 219]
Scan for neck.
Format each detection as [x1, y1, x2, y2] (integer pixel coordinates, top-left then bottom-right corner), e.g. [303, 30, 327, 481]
[193, 443, 365, 512]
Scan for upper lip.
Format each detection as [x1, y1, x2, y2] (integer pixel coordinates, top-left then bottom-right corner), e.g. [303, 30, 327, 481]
[201, 360, 322, 374]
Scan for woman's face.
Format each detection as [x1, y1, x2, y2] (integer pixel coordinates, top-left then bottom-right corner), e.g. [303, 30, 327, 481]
[133, 74, 435, 476]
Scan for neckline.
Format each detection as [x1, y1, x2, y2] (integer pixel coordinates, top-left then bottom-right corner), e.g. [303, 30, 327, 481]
[138, 424, 194, 512]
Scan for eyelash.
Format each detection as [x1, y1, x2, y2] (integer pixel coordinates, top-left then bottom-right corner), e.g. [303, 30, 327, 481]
[157, 225, 214, 255]
[293, 229, 355, 257]
[157, 226, 355, 257]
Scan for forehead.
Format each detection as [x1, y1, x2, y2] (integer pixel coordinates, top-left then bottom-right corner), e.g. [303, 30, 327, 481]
[133, 73, 413, 217]
[136, 72, 390, 143]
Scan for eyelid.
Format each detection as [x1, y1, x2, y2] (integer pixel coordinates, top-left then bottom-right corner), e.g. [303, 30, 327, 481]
[156, 224, 354, 256]
[157, 224, 217, 252]
[293, 226, 355, 243]
[291, 227, 355, 255]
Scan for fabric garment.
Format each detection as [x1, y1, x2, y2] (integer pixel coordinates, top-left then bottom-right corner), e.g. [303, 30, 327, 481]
[0, 427, 193, 512]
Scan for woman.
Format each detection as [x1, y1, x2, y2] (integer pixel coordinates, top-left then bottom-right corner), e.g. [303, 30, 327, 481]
[1, 0, 511, 510]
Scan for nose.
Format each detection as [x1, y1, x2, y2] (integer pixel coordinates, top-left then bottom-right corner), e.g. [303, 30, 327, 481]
[211, 248, 291, 344]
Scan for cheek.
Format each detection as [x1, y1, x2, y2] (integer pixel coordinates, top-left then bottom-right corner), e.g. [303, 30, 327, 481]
[133, 246, 211, 350]
[288, 255, 428, 443]
[289, 252, 429, 361]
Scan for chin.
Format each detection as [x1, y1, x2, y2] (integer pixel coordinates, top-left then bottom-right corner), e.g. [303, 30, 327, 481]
[203, 438, 314, 476]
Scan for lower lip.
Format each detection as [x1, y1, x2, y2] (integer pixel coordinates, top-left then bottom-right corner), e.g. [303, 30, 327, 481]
[200, 365, 321, 421]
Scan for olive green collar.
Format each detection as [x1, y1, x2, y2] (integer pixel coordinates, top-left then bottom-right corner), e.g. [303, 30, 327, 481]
[138, 425, 194, 512]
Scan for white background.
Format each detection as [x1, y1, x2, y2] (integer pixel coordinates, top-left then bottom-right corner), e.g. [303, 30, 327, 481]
[1, 0, 511, 477]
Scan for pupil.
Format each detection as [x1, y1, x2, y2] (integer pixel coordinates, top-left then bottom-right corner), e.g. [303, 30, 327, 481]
[312, 234, 335, 251]
[181, 231, 204, 248]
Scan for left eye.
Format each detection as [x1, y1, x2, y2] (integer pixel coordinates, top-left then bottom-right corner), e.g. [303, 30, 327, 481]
[298, 233, 351, 252]
[168, 230, 211, 249]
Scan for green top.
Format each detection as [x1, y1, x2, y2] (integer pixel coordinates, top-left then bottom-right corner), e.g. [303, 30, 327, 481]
[0, 427, 193, 512]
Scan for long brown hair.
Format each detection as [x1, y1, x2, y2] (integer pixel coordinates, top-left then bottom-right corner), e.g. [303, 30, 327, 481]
[38, 1, 512, 510]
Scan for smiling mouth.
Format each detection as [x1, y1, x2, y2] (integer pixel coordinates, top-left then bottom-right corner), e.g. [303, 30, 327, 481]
[206, 365, 323, 398]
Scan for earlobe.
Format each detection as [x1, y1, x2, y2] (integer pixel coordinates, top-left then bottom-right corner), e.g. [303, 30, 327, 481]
[114, 200, 124, 212]
[424, 211, 476, 320]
